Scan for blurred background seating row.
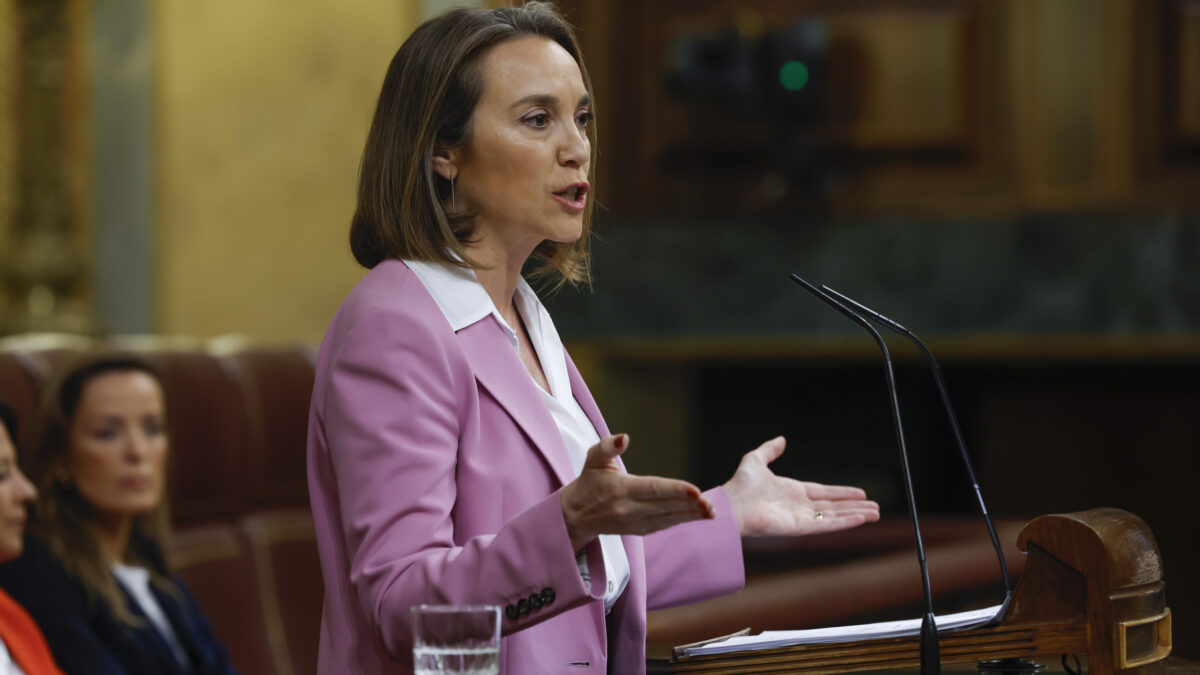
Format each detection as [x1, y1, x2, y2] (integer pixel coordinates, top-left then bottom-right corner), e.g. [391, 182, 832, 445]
[0, 334, 320, 675]
[1, 333, 1029, 672]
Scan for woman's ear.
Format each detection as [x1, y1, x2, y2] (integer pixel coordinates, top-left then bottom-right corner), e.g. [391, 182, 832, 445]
[431, 145, 458, 182]
[54, 462, 73, 488]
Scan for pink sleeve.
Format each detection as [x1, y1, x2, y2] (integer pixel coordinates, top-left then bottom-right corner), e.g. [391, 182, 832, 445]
[321, 308, 602, 658]
[642, 486, 745, 610]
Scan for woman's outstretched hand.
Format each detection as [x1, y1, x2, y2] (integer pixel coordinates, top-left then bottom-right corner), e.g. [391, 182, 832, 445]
[723, 436, 881, 537]
[561, 434, 715, 552]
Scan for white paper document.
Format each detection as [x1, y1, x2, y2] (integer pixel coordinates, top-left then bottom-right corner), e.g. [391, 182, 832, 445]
[676, 604, 1005, 658]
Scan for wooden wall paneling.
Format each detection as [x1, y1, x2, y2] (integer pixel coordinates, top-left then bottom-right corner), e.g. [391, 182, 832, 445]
[618, 0, 678, 218]
[1012, 0, 1145, 209]
[1133, 0, 1200, 205]
[1178, 2, 1200, 141]
[1013, 0, 1096, 209]
[1162, 0, 1200, 148]
[574, 0, 1020, 218]
[1133, 0, 1166, 195]
[574, 0, 1200, 216]
[821, 8, 970, 150]
[827, 0, 1021, 215]
[1096, 0, 1137, 204]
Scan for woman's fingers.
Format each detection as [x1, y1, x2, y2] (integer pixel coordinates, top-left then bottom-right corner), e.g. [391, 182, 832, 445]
[604, 475, 711, 521]
[810, 496, 881, 512]
[584, 433, 629, 470]
[563, 439, 715, 549]
[751, 436, 787, 465]
[627, 509, 714, 535]
[806, 482, 871, 501]
[623, 474, 703, 500]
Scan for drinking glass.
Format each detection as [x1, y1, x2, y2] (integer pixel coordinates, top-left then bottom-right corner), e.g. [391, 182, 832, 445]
[411, 604, 500, 675]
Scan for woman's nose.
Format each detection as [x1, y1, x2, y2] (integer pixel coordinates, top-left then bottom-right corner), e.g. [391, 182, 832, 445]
[16, 470, 36, 503]
[558, 127, 589, 167]
[125, 432, 152, 461]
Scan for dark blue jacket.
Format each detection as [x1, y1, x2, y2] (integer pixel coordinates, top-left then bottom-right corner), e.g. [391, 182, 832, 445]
[0, 535, 237, 675]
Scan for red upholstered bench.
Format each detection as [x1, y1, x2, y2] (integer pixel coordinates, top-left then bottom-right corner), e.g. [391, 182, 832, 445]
[3, 335, 1025, 671]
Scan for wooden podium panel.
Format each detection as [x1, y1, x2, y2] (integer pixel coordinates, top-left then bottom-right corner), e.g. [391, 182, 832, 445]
[667, 509, 1171, 674]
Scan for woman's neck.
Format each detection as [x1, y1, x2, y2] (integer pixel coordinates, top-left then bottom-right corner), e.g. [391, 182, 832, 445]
[92, 513, 134, 566]
[464, 234, 534, 325]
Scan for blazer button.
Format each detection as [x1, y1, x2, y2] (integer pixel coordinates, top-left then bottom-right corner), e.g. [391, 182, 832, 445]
[539, 587, 556, 606]
[505, 604, 520, 621]
[528, 593, 543, 610]
[517, 598, 530, 615]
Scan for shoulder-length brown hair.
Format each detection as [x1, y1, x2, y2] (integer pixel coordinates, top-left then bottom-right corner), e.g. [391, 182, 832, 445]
[350, 1, 596, 287]
[25, 353, 176, 626]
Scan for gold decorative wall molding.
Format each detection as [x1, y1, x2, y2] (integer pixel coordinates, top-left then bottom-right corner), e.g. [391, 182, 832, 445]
[0, 0, 15, 321]
[1, 0, 92, 335]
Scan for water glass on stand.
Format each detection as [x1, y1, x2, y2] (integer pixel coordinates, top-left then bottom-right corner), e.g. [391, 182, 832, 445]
[412, 605, 501, 675]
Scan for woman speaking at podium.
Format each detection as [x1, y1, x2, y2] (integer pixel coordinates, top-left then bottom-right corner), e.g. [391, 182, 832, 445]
[306, 3, 880, 673]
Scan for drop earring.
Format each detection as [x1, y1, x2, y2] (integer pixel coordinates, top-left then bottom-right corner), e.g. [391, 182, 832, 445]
[450, 176, 457, 213]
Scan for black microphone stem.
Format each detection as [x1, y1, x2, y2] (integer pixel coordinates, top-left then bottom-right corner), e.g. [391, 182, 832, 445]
[820, 285, 1013, 604]
[789, 275, 939, 675]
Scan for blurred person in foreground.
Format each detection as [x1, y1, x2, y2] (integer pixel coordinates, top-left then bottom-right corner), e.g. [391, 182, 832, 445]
[0, 356, 236, 675]
[308, 3, 881, 673]
[0, 402, 61, 675]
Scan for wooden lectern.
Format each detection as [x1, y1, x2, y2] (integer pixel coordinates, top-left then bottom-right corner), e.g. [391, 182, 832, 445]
[667, 508, 1172, 674]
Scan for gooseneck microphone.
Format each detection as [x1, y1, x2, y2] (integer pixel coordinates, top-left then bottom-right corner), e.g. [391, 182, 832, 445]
[789, 275, 940, 675]
[819, 285, 1013, 608]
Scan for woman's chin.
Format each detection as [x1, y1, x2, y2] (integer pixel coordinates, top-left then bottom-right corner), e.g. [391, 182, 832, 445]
[95, 500, 160, 519]
[546, 226, 584, 245]
[0, 536, 22, 562]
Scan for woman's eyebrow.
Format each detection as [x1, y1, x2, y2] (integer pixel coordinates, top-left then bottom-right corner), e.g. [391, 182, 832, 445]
[511, 93, 558, 110]
[510, 93, 591, 110]
[80, 413, 125, 425]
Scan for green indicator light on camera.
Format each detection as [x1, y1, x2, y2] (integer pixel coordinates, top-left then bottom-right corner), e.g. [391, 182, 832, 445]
[779, 60, 809, 91]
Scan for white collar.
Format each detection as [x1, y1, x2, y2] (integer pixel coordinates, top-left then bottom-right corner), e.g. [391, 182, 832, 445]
[404, 258, 571, 399]
[405, 258, 544, 340]
[404, 259, 501, 331]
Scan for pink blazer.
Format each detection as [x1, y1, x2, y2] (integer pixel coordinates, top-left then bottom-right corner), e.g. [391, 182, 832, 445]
[307, 259, 744, 674]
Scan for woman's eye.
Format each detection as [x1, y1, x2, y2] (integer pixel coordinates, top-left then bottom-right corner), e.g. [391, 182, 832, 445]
[144, 420, 163, 437]
[525, 113, 550, 129]
[93, 428, 118, 441]
[575, 111, 593, 128]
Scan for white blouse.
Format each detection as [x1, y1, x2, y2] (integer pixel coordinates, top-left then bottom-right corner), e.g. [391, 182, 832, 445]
[0, 639, 27, 675]
[406, 260, 631, 613]
[111, 563, 188, 666]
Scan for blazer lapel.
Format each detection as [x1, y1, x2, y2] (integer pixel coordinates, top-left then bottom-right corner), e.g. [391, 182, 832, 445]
[151, 583, 206, 667]
[457, 316, 577, 487]
[119, 584, 188, 674]
[564, 351, 610, 439]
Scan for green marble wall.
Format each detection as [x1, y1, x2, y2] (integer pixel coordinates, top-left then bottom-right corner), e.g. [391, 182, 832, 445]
[547, 214, 1200, 337]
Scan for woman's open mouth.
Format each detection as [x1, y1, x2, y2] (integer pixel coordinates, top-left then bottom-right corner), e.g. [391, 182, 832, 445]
[552, 182, 588, 211]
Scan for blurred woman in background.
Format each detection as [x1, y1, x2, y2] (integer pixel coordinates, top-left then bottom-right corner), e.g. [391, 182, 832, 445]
[0, 402, 60, 675]
[0, 356, 236, 675]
